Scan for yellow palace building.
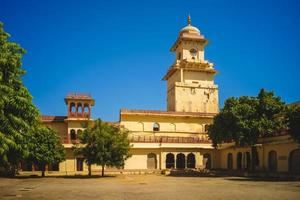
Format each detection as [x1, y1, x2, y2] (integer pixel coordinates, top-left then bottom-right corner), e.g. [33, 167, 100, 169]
[23, 17, 300, 174]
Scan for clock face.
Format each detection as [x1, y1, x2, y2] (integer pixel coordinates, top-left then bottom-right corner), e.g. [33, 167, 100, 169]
[190, 48, 197, 57]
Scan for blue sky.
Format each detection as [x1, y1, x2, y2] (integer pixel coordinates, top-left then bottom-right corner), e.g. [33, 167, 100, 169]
[1, 0, 300, 121]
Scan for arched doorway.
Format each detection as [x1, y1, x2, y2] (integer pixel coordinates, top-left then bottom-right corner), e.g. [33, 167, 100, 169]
[237, 152, 242, 170]
[227, 153, 233, 170]
[176, 153, 186, 169]
[245, 152, 251, 170]
[203, 153, 211, 169]
[289, 149, 300, 174]
[147, 153, 157, 169]
[268, 150, 277, 172]
[166, 153, 175, 169]
[187, 153, 196, 168]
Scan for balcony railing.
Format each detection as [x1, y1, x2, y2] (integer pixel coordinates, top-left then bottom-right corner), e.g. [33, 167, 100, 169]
[68, 112, 90, 118]
[129, 136, 211, 144]
[62, 136, 211, 144]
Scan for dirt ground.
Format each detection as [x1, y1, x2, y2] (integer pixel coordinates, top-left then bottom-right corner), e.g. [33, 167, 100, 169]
[0, 175, 299, 200]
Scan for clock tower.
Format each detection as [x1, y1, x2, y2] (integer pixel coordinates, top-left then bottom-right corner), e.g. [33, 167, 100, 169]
[163, 16, 219, 113]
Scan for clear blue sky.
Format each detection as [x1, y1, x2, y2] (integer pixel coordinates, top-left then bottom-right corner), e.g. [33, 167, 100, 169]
[1, 0, 300, 121]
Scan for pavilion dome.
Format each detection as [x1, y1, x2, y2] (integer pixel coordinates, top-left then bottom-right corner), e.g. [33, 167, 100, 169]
[180, 15, 201, 35]
[180, 25, 200, 34]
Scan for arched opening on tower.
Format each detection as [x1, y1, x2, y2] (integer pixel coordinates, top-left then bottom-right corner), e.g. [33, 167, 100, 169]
[70, 103, 76, 113]
[84, 104, 89, 113]
[77, 103, 83, 114]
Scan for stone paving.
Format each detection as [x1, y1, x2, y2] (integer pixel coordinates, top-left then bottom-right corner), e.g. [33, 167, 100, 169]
[0, 175, 300, 200]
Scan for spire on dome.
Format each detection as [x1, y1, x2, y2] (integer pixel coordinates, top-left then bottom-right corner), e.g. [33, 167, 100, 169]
[188, 14, 191, 25]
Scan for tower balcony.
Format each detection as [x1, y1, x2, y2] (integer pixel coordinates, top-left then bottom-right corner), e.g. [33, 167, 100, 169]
[68, 112, 90, 118]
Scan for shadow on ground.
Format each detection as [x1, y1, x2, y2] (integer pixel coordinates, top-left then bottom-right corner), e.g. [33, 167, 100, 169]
[1, 174, 117, 179]
[166, 170, 300, 182]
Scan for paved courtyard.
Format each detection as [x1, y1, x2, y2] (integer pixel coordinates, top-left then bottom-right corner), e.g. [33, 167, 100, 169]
[0, 175, 300, 200]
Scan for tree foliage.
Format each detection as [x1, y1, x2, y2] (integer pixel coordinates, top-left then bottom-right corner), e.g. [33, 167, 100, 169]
[0, 22, 39, 174]
[286, 105, 300, 142]
[208, 89, 287, 170]
[74, 119, 131, 176]
[27, 125, 65, 177]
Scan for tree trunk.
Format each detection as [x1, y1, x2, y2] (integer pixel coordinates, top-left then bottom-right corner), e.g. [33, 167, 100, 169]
[7, 165, 16, 176]
[41, 164, 46, 177]
[101, 165, 105, 177]
[88, 164, 91, 176]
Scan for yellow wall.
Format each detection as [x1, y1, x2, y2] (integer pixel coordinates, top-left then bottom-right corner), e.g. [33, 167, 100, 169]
[124, 147, 216, 170]
[121, 114, 212, 137]
[217, 138, 299, 172]
[44, 121, 67, 142]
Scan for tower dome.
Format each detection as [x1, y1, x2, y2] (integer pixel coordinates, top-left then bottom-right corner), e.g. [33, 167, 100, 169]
[180, 15, 200, 34]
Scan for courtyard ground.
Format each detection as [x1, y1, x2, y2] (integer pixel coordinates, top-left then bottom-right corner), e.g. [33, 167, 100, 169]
[0, 174, 299, 200]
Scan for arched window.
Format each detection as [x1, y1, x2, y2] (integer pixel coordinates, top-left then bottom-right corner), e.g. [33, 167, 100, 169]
[289, 149, 300, 174]
[153, 122, 160, 131]
[70, 103, 76, 113]
[204, 124, 209, 132]
[166, 153, 175, 169]
[237, 152, 242, 170]
[268, 150, 277, 172]
[227, 153, 233, 170]
[147, 153, 157, 169]
[203, 153, 211, 169]
[187, 153, 196, 168]
[176, 153, 186, 169]
[70, 129, 76, 140]
[170, 123, 176, 132]
[137, 122, 144, 132]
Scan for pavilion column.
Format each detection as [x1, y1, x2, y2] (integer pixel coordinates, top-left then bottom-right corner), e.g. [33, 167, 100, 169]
[75, 103, 78, 117]
[67, 103, 70, 116]
[67, 129, 70, 144]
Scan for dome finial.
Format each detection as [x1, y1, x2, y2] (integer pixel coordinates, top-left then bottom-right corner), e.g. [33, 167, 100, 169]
[188, 14, 191, 25]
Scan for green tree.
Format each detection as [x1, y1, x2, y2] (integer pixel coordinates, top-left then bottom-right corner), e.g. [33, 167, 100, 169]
[286, 105, 300, 142]
[27, 125, 65, 177]
[74, 119, 131, 176]
[208, 89, 286, 170]
[0, 22, 39, 175]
